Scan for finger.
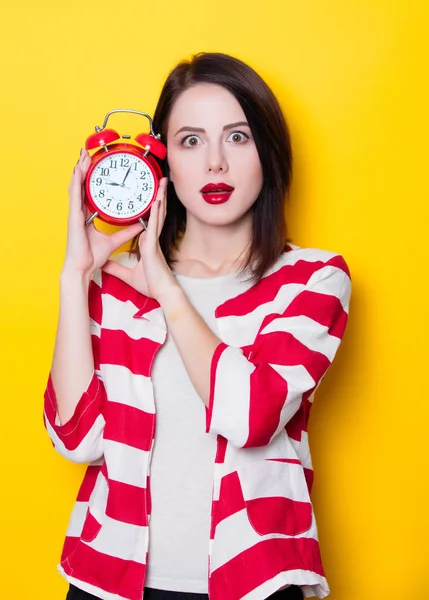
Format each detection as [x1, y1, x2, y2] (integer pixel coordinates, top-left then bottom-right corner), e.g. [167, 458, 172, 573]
[109, 221, 145, 250]
[81, 151, 92, 176]
[146, 194, 161, 247]
[102, 260, 133, 284]
[148, 177, 167, 240]
[157, 178, 168, 237]
[68, 166, 84, 218]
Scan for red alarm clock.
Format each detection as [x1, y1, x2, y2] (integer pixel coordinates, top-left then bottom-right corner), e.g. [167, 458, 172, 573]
[84, 109, 166, 228]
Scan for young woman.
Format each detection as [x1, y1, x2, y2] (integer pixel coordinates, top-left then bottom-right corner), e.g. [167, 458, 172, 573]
[44, 52, 351, 600]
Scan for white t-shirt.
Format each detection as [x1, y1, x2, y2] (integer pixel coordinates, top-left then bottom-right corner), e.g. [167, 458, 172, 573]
[145, 270, 252, 593]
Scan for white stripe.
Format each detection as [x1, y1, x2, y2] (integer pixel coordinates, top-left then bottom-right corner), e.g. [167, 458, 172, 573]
[57, 567, 132, 600]
[297, 431, 313, 470]
[84, 515, 148, 563]
[90, 318, 101, 337]
[210, 509, 259, 573]
[209, 347, 252, 447]
[270, 363, 316, 392]
[102, 293, 165, 343]
[101, 363, 155, 413]
[143, 306, 166, 329]
[269, 364, 314, 439]
[44, 412, 105, 464]
[237, 461, 311, 503]
[103, 439, 149, 487]
[66, 501, 88, 537]
[241, 570, 329, 600]
[224, 431, 291, 470]
[217, 283, 303, 347]
[308, 264, 351, 311]
[264, 246, 338, 276]
[66, 472, 109, 538]
[261, 315, 341, 361]
[92, 268, 102, 287]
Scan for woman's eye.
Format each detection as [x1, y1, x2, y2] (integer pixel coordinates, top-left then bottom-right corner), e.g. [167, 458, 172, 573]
[227, 131, 249, 143]
[181, 135, 201, 147]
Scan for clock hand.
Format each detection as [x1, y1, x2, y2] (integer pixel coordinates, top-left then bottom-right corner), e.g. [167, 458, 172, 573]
[121, 165, 132, 186]
[105, 181, 131, 190]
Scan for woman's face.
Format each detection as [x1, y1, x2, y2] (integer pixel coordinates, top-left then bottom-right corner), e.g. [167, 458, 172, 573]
[166, 84, 263, 227]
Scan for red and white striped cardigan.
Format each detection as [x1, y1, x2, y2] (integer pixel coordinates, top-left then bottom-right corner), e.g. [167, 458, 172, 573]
[43, 244, 351, 600]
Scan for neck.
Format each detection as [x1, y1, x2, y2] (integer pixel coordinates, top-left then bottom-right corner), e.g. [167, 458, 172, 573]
[174, 212, 252, 276]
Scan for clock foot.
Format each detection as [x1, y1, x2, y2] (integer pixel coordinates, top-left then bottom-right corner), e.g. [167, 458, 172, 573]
[85, 212, 99, 226]
[138, 217, 147, 230]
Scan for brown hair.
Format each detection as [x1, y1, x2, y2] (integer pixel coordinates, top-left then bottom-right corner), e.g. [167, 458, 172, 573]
[130, 52, 293, 282]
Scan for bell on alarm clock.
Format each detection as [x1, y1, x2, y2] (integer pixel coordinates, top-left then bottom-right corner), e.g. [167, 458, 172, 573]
[84, 109, 167, 229]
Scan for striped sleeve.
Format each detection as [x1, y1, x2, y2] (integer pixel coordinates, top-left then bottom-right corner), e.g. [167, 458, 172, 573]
[206, 256, 351, 448]
[43, 270, 107, 463]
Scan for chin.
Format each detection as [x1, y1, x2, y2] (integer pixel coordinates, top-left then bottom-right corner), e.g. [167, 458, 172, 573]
[196, 208, 252, 228]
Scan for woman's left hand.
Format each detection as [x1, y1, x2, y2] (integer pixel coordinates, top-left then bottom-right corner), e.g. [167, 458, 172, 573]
[102, 177, 178, 302]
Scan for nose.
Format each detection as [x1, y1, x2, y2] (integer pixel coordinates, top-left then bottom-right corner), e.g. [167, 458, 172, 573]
[206, 143, 228, 174]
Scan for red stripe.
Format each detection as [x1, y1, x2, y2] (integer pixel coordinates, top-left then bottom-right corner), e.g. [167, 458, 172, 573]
[101, 329, 161, 377]
[61, 534, 79, 564]
[266, 458, 301, 464]
[206, 343, 228, 433]
[304, 467, 314, 493]
[215, 436, 228, 464]
[81, 509, 102, 542]
[106, 479, 148, 526]
[245, 363, 288, 447]
[252, 330, 331, 384]
[282, 289, 348, 339]
[210, 471, 245, 539]
[146, 475, 152, 516]
[102, 271, 160, 317]
[326, 254, 351, 278]
[246, 496, 312, 536]
[216, 258, 332, 318]
[92, 334, 101, 371]
[104, 402, 155, 452]
[61, 537, 146, 600]
[76, 466, 101, 502]
[88, 279, 102, 325]
[285, 405, 306, 442]
[209, 537, 324, 600]
[44, 373, 105, 450]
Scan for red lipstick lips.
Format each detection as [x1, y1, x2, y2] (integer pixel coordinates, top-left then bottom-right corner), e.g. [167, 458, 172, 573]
[200, 182, 234, 205]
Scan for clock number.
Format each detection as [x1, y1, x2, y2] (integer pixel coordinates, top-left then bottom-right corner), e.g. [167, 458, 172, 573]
[96, 177, 102, 186]
[109, 159, 117, 169]
[106, 199, 112, 207]
[99, 190, 105, 198]
[142, 183, 149, 191]
[128, 201, 134, 210]
[120, 158, 130, 167]
[140, 172, 146, 179]
[136, 194, 142, 202]
[117, 202, 123, 211]
[101, 168, 110, 176]
[133, 163, 138, 171]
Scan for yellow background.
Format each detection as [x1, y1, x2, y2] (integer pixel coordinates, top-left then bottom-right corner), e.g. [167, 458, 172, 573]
[0, 1, 428, 599]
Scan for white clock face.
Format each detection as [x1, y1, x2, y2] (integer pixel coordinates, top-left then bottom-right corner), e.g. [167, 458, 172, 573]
[89, 152, 155, 218]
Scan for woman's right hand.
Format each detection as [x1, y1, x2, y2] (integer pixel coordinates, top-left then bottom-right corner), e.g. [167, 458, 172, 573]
[62, 148, 144, 280]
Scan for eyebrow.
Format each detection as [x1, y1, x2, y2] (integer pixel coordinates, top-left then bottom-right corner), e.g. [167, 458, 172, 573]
[174, 121, 250, 137]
